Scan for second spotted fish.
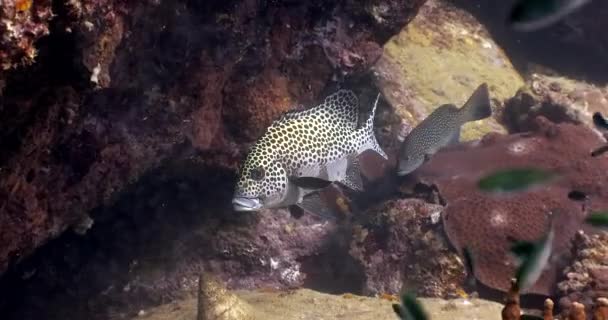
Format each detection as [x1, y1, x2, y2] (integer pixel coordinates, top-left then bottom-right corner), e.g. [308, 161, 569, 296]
[397, 83, 492, 176]
[232, 90, 388, 217]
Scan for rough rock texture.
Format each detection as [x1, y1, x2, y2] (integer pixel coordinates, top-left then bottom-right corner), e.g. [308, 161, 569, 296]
[0, 0, 52, 72]
[0, 0, 427, 278]
[410, 117, 608, 295]
[501, 73, 608, 134]
[349, 199, 465, 297]
[372, 0, 523, 141]
[557, 231, 608, 319]
[134, 288, 505, 320]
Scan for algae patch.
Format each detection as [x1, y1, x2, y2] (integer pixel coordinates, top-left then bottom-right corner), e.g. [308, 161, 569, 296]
[374, 0, 525, 141]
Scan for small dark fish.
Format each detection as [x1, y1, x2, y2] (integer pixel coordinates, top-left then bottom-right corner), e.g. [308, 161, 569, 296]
[593, 112, 608, 130]
[567, 190, 588, 201]
[392, 292, 429, 320]
[397, 83, 492, 176]
[478, 168, 556, 193]
[591, 145, 608, 157]
[511, 215, 556, 292]
[509, 0, 592, 32]
[585, 211, 608, 227]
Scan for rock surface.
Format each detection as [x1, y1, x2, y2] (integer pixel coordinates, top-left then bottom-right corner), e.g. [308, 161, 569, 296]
[372, 0, 523, 141]
[349, 199, 465, 297]
[0, 0, 52, 72]
[501, 73, 608, 134]
[135, 288, 504, 320]
[450, 0, 608, 83]
[410, 117, 608, 295]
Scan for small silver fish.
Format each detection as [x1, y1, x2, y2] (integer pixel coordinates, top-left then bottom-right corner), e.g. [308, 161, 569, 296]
[232, 90, 387, 215]
[511, 212, 557, 293]
[397, 83, 492, 176]
[509, 0, 592, 32]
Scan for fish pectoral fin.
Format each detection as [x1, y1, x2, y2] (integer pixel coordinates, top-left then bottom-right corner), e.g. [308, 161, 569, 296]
[423, 153, 433, 162]
[289, 176, 333, 190]
[297, 193, 338, 220]
[341, 155, 363, 191]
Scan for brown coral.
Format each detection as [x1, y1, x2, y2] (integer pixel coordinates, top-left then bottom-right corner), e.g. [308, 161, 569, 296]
[557, 231, 608, 319]
[349, 198, 465, 297]
[409, 117, 608, 295]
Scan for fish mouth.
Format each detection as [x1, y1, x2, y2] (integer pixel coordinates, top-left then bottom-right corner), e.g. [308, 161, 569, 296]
[232, 197, 263, 211]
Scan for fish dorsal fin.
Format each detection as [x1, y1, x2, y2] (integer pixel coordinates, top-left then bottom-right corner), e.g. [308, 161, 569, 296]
[322, 89, 359, 128]
[274, 90, 359, 128]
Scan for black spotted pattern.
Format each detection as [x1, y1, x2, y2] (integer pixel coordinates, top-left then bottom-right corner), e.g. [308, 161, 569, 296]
[400, 104, 462, 162]
[234, 90, 384, 201]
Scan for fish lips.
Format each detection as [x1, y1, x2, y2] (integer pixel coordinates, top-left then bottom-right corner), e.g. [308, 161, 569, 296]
[232, 197, 263, 211]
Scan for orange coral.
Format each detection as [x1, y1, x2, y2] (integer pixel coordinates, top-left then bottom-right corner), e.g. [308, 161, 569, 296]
[16, 0, 32, 12]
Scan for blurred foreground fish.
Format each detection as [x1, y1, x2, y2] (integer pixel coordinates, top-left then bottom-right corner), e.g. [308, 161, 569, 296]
[585, 211, 608, 227]
[510, 213, 556, 292]
[392, 291, 429, 320]
[477, 168, 557, 194]
[509, 0, 592, 32]
[232, 90, 387, 218]
[397, 83, 492, 176]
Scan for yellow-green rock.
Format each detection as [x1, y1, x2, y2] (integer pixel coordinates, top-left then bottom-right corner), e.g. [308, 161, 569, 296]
[373, 0, 525, 141]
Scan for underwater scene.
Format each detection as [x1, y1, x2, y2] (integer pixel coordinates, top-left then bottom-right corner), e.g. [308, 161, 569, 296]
[1, 0, 608, 319]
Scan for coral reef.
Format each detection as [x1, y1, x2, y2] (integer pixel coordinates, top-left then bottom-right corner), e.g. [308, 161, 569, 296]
[372, 0, 522, 141]
[0, 0, 52, 72]
[349, 199, 465, 297]
[501, 73, 608, 134]
[410, 117, 608, 295]
[0, 0, 427, 279]
[557, 231, 608, 319]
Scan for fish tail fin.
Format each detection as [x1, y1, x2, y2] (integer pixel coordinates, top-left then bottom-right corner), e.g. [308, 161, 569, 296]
[459, 83, 492, 123]
[360, 93, 388, 159]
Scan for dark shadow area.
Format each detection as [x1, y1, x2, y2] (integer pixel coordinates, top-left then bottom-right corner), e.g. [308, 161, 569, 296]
[299, 226, 367, 295]
[449, 0, 608, 84]
[0, 161, 241, 320]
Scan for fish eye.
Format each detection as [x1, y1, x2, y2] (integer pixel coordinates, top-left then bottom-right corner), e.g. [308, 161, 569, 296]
[250, 167, 265, 181]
